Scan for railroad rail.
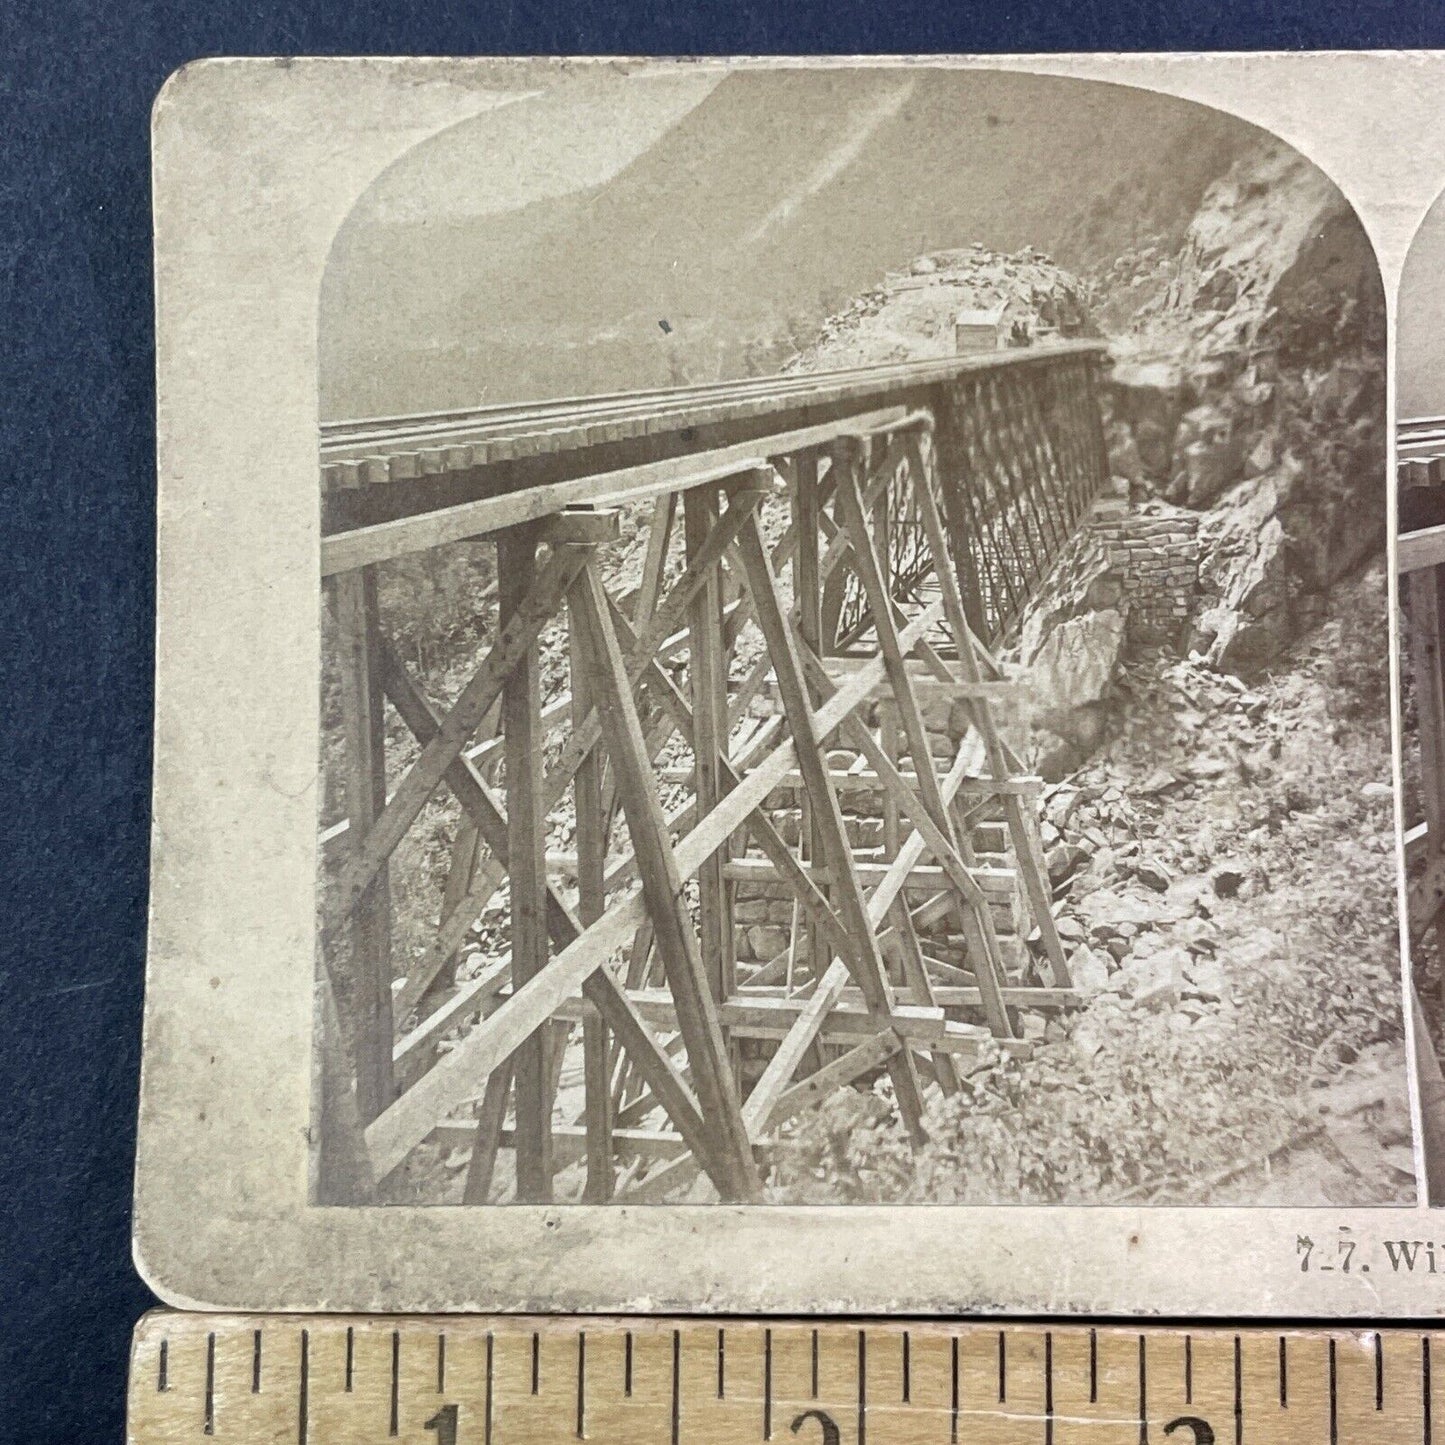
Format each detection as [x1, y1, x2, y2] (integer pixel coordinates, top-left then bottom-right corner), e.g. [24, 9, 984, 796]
[315, 343, 1110, 1205]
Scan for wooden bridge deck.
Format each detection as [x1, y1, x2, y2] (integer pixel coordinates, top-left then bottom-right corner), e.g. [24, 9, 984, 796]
[320, 342, 1106, 491]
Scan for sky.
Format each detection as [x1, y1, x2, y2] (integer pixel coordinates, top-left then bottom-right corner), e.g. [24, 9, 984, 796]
[357, 67, 722, 226]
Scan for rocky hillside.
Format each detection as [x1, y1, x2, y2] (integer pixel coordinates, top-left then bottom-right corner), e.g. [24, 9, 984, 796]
[756, 159, 1399, 1201]
[1103, 138, 1385, 674]
[775, 132, 1383, 712]
[746, 132, 1401, 1207]
[748, 134, 1385, 825]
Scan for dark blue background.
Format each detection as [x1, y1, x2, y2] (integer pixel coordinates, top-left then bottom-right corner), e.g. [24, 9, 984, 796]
[4, 3, 1444, 1439]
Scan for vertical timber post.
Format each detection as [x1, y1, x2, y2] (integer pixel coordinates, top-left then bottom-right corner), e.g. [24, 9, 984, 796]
[312, 966, 377, 1203]
[462, 1065, 514, 1205]
[832, 436, 1016, 1042]
[793, 452, 828, 987]
[930, 383, 991, 645]
[498, 520, 553, 1202]
[332, 565, 395, 1124]
[685, 481, 735, 1006]
[905, 423, 1071, 991]
[572, 582, 613, 1203]
[1083, 353, 1112, 498]
[735, 508, 928, 1142]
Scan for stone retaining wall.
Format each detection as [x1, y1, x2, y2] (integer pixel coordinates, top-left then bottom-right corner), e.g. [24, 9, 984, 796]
[729, 721, 1027, 973]
[1089, 499, 1201, 647]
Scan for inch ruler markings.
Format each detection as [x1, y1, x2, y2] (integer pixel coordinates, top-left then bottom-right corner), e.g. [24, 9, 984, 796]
[128, 1315, 1433, 1444]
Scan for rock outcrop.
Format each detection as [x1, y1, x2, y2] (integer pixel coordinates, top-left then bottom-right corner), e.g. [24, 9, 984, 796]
[1016, 607, 1127, 779]
[1099, 138, 1385, 675]
[1188, 472, 1293, 673]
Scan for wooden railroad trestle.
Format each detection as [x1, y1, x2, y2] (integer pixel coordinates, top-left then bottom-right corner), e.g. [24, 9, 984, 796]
[315, 345, 1110, 1204]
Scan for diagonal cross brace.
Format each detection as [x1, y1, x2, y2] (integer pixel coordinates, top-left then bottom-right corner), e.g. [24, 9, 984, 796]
[367, 628, 724, 1192]
[567, 556, 762, 1201]
[733, 505, 928, 1142]
[365, 595, 947, 1180]
[830, 440, 1015, 1039]
[536, 480, 773, 818]
[899, 427, 1071, 988]
[327, 542, 590, 929]
[742, 710, 988, 1129]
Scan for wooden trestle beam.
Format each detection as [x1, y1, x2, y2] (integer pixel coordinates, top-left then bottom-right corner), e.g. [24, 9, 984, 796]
[831, 436, 1015, 1042]
[328, 565, 394, 1125]
[568, 554, 762, 1200]
[736, 510, 928, 1140]
[317, 352, 1107, 1204]
[571, 562, 612, 1204]
[498, 521, 554, 1201]
[898, 422, 1072, 989]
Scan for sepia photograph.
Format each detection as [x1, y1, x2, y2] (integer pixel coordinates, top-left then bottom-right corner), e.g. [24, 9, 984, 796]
[310, 63, 1407, 1210]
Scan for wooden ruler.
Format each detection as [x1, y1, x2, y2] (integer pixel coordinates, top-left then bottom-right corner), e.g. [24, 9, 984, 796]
[128, 1313, 1436, 1444]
